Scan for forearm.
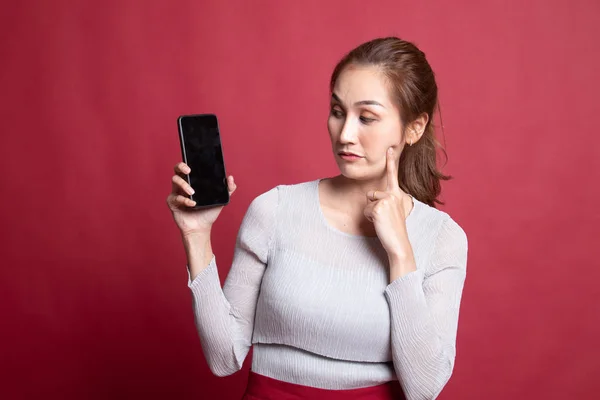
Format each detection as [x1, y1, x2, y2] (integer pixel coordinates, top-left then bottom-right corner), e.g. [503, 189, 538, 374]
[184, 231, 248, 376]
[182, 230, 214, 281]
[385, 272, 453, 399]
[182, 187, 277, 377]
[388, 252, 417, 282]
[385, 263, 466, 399]
[387, 234, 417, 282]
[386, 217, 468, 398]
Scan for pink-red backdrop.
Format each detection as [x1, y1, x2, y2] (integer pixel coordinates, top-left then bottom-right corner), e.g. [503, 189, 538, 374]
[1, 1, 598, 399]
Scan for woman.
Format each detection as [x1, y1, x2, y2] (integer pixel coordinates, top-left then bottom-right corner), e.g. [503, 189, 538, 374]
[167, 37, 468, 400]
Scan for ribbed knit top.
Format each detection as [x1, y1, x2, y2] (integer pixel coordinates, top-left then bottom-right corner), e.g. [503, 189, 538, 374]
[187, 179, 468, 399]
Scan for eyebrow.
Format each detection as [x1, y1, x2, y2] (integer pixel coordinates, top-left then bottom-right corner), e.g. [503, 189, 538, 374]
[331, 92, 386, 108]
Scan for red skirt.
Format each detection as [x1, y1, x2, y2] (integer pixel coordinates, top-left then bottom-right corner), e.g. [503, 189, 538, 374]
[242, 371, 405, 400]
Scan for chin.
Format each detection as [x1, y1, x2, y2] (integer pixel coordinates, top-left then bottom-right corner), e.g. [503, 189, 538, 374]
[336, 163, 374, 181]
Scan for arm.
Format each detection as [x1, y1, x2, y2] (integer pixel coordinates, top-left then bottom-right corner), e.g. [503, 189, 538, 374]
[186, 187, 278, 377]
[384, 217, 468, 400]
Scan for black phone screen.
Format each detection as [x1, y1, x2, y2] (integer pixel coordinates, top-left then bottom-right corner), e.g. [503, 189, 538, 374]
[177, 114, 229, 208]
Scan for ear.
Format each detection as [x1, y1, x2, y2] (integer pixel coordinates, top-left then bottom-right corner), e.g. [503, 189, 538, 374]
[405, 112, 429, 146]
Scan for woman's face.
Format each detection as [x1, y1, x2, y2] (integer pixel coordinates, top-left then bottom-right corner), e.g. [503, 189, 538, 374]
[328, 65, 404, 182]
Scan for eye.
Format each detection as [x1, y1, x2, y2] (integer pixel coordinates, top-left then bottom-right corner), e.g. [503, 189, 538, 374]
[330, 107, 344, 118]
[360, 116, 376, 124]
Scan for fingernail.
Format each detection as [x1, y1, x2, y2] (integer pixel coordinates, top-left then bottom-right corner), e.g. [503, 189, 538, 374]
[188, 188, 195, 195]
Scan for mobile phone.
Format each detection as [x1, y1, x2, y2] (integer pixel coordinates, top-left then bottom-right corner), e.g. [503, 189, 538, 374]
[177, 114, 229, 208]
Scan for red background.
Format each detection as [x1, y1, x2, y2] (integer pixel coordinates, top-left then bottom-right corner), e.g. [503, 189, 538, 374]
[1, 1, 598, 399]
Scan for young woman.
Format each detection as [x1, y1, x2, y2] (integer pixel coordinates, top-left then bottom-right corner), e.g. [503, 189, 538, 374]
[167, 37, 468, 400]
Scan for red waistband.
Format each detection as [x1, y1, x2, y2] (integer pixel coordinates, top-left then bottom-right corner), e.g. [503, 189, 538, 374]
[242, 371, 405, 400]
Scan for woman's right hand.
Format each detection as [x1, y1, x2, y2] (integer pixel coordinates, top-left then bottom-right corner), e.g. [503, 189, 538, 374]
[166, 162, 237, 237]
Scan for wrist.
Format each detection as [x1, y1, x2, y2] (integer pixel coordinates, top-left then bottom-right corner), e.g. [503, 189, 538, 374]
[386, 240, 412, 263]
[181, 228, 211, 241]
[388, 251, 416, 282]
[182, 231, 211, 257]
[182, 231, 214, 281]
[388, 251, 411, 264]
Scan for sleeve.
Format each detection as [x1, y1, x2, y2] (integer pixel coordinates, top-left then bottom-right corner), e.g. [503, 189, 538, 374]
[187, 186, 278, 377]
[384, 216, 468, 400]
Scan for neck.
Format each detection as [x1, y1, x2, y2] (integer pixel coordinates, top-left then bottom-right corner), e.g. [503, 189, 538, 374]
[329, 174, 388, 206]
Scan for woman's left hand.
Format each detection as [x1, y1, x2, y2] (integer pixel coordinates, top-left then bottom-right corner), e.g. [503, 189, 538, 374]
[364, 148, 416, 274]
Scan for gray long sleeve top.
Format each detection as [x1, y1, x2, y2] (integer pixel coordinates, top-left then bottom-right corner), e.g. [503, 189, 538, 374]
[187, 179, 468, 400]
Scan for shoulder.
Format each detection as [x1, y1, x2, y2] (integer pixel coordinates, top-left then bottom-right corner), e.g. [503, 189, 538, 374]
[251, 179, 318, 205]
[246, 179, 318, 214]
[274, 179, 319, 196]
[414, 199, 467, 240]
[413, 199, 468, 268]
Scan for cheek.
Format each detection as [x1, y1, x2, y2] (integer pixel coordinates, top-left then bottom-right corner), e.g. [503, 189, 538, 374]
[363, 125, 401, 155]
[379, 124, 402, 148]
[327, 116, 340, 140]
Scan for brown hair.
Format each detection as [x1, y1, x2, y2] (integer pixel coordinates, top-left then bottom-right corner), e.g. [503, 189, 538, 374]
[330, 37, 451, 207]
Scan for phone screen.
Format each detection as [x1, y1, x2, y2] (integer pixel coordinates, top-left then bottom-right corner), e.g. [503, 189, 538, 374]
[177, 114, 229, 208]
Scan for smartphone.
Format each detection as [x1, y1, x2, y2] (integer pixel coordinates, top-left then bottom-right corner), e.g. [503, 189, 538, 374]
[177, 114, 229, 208]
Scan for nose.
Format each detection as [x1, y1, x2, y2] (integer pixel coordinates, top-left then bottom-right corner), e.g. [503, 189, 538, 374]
[339, 118, 358, 144]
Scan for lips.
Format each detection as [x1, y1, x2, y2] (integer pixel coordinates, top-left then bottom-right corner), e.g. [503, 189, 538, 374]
[338, 151, 362, 157]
